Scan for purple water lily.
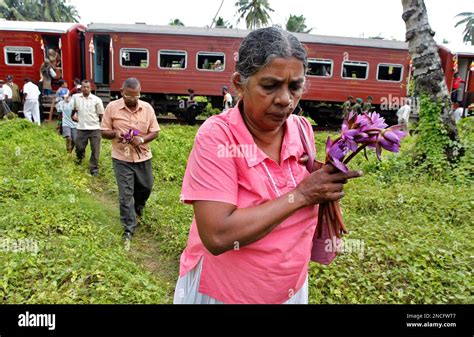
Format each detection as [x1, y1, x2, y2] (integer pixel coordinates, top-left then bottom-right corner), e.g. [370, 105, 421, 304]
[318, 109, 407, 240]
[375, 125, 407, 160]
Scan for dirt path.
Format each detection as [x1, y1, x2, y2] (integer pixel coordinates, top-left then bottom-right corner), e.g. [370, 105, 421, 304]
[91, 180, 178, 303]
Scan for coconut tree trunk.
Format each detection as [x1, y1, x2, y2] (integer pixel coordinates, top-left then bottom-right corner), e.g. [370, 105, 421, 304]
[401, 0, 459, 160]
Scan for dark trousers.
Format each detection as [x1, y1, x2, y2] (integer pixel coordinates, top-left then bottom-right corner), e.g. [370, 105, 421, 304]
[76, 129, 101, 174]
[113, 158, 154, 234]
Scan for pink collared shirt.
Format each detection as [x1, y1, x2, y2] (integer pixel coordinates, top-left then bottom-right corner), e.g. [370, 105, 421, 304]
[101, 98, 160, 163]
[179, 105, 318, 304]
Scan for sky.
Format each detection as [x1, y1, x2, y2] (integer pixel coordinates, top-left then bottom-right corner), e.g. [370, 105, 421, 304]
[66, 0, 473, 45]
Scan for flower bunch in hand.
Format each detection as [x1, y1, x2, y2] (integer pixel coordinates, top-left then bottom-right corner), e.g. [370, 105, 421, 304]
[119, 128, 143, 158]
[319, 111, 407, 239]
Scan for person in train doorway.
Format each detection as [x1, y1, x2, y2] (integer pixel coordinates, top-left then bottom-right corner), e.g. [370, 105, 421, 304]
[222, 86, 233, 111]
[6, 75, 21, 114]
[341, 95, 354, 119]
[352, 97, 363, 114]
[101, 78, 160, 250]
[70, 78, 82, 95]
[363, 95, 373, 113]
[71, 80, 105, 177]
[451, 73, 465, 103]
[39, 59, 55, 96]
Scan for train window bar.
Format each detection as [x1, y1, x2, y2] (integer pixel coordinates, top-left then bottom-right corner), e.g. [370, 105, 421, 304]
[119, 48, 149, 68]
[158, 50, 187, 70]
[4, 46, 34, 66]
[196, 52, 225, 71]
[341, 60, 369, 80]
[376, 63, 404, 82]
[307, 58, 333, 78]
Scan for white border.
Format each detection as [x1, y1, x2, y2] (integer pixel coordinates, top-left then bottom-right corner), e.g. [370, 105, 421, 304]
[307, 58, 334, 78]
[119, 48, 149, 68]
[158, 49, 187, 70]
[376, 63, 404, 83]
[195, 51, 225, 72]
[4, 46, 34, 67]
[341, 60, 369, 80]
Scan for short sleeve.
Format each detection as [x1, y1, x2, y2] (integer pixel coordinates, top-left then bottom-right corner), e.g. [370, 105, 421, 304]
[300, 116, 317, 158]
[96, 97, 105, 115]
[100, 103, 113, 131]
[146, 104, 160, 132]
[181, 121, 238, 206]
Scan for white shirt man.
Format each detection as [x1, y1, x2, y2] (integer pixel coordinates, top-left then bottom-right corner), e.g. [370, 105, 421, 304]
[453, 107, 464, 123]
[397, 102, 411, 129]
[2, 83, 12, 100]
[22, 79, 41, 125]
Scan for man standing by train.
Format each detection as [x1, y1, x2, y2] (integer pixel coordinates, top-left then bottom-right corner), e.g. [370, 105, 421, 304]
[72, 80, 104, 177]
[101, 78, 160, 249]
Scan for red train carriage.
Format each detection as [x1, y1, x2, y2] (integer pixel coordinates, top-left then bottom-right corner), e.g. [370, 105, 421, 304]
[0, 21, 85, 89]
[2, 21, 472, 124]
[438, 44, 474, 109]
[85, 23, 411, 123]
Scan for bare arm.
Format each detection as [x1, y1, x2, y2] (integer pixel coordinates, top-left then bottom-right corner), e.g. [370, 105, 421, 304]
[193, 164, 362, 256]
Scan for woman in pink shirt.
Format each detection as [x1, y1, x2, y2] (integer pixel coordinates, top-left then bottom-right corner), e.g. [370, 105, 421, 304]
[174, 27, 362, 304]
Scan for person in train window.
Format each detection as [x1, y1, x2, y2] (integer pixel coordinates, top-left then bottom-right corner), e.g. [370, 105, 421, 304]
[173, 26, 362, 304]
[214, 59, 224, 70]
[203, 58, 210, 69]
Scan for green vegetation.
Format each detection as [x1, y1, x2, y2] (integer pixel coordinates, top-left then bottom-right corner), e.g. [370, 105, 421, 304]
[1, 116, 472, 304]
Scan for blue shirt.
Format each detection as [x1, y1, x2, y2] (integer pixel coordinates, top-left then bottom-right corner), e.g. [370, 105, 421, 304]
[57, 99, 77, 128]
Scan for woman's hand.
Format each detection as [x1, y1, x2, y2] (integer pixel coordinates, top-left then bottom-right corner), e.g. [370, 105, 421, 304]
[298, 154, 324, 171]
[295, 163, 363, 206]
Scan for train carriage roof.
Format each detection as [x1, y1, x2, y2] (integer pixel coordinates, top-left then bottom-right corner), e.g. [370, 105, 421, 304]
[87, 23, 408, 50]
[0, 20, 84, 33]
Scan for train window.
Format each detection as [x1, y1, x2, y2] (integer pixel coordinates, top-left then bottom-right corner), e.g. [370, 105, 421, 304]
[159, 50, 187, 70]
[307, 58, 333, 77]
[377, 64, 403, 82]
[196, 52, 225, 71]
[120, 48, 149, 68]
[4, 46, 33, 66]
[342, 61, 369, 80]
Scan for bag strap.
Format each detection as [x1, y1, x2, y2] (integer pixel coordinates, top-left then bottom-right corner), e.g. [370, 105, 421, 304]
[296, 116, 315, 173]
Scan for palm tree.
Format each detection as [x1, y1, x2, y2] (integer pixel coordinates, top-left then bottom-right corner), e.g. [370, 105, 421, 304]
[285, 14, 312, 33]
[455, 12, 474, 45]
[169, 18, 185, 26]
[0, 0, 79, 22]
[235, 0, 274, 30]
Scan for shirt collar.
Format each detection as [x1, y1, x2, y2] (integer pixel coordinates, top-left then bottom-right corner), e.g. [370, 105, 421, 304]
[228, 101, 303, 168]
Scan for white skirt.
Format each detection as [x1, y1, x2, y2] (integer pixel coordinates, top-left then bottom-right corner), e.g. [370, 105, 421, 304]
[173, 257, 308, 304]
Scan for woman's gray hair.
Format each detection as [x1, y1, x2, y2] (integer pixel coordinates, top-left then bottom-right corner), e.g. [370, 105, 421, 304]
[236, 26, 307, 82]
[122, 77, 141, 89]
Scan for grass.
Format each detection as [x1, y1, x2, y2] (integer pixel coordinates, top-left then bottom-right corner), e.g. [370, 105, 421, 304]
[0, 117, 472, 304]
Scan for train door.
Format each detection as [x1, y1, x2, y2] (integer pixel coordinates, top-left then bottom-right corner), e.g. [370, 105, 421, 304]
[42, 35, 62, 79]
[93, 35, 110, 84]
